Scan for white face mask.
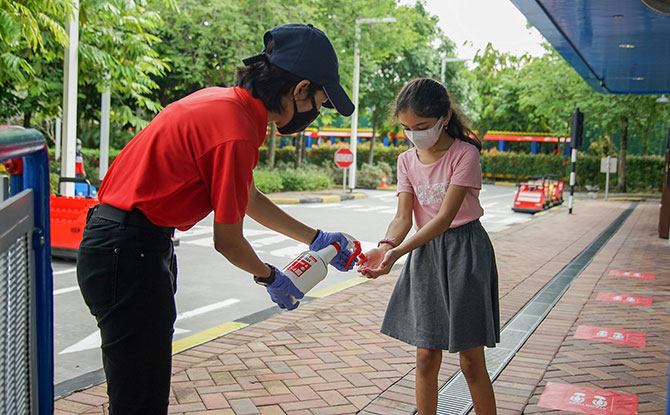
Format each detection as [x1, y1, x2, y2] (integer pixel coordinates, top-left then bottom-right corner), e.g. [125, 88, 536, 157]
[404, 116, 445, 151]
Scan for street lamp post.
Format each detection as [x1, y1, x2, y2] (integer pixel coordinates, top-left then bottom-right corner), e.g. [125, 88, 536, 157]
[440, 57, 468, 84]
[349, 16, 396, 191]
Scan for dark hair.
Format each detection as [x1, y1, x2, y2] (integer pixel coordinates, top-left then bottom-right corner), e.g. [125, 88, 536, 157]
[236, 39, 321, 114]
[394, 78, 481, 150]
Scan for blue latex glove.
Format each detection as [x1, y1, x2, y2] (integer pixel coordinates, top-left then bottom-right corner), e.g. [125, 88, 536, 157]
[266, 265, 304, 311]
[309, 230, 357, 271]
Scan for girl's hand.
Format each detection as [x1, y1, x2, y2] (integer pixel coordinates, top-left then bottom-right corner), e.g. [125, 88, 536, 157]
[359, 249, 401, 279]
[357, 247, 385, 277]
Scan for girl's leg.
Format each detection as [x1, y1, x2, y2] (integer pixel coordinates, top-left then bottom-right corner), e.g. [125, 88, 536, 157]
[415, 347, 442, 415]
[459, 347, 497, 415]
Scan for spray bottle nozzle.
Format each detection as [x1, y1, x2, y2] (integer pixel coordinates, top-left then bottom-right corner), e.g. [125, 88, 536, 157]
[344, 240, 363, 269]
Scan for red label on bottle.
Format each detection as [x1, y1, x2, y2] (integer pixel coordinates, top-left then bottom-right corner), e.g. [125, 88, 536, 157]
[287, 257, 312, 278]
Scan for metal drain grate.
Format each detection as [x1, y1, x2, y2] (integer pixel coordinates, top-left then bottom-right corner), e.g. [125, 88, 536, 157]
[432, 203, 637, 415]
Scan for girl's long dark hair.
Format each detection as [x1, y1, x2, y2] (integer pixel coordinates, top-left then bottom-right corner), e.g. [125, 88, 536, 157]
[394, 78, 481, 151]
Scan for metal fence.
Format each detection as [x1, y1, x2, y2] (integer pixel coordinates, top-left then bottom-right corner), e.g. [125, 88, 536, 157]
[0, 128, 53, 415]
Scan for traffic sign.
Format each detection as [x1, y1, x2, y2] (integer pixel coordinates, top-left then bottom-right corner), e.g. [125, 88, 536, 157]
[334, 148, 354, 169]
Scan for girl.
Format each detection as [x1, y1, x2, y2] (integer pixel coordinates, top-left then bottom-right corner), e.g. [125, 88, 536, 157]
[359, 78, 499, 415]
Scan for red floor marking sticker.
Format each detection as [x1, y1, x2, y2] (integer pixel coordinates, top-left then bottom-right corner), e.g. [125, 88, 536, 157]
[538, 382, 638, 414]
[596, 292, 653, 306]
[574, 325, 646, 347]
[608, 270, 655, 280]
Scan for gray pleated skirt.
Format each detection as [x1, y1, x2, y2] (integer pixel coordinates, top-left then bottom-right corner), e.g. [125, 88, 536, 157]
[380, 219, 500, 353]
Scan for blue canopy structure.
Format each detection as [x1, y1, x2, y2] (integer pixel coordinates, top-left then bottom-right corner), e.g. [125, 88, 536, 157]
[509, 0, 670, 94]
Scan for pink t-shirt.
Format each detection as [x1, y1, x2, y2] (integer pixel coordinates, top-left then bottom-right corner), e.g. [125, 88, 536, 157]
[396, 139, 484, 230]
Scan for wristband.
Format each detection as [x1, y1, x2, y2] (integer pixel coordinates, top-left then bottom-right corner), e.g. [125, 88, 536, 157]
[310, 229, 321, 245]
[253, 263, 276, 286]
[377, 238, 397, 248]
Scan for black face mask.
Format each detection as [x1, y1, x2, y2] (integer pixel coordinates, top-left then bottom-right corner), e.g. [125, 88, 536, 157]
[277, 95, 319, 135]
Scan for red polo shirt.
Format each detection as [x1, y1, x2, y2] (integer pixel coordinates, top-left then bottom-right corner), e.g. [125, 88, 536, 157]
[99, 87, 268, 230]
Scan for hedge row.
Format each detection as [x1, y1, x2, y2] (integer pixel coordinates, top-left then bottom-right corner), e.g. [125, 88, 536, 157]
[479, 151, 664, 192]
[47, 146, 665, 193]
[258, 143, 408, 170]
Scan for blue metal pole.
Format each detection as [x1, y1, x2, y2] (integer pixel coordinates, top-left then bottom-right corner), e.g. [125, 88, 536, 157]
[23, 145, 53, 415]
[498, 140, 504, 152]
[531, 142, 537, 154]
[10, 174, 23, 194]
[383, 136, 389, 147]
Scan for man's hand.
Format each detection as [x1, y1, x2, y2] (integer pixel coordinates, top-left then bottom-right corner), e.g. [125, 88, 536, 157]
[310, 230, 357, 271]
[266, 265, 304, 310]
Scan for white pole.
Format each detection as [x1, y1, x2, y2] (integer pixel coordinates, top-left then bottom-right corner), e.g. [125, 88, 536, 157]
[55, 117, 62, 161]
[348, 23, 361, 192]
[441, 58, 446, 84]
[60, 0, 79, 196]
[605, 155, 610, 200]
[100, 75, 111, 180]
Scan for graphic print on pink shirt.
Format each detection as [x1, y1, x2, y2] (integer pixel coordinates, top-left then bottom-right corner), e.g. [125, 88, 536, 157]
[396, 139, 484, 230]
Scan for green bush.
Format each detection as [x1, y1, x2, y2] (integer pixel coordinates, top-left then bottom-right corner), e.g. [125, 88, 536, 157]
[480, 151, 565, 178]
[47, 147, 121, 187]
[279, 167, 333, 191]
[253, 169, 283, 193]
[376, 160, 395, 184]
[479, 150, 664, 192]
[356, 163, 385, 189]
[45, 144, 664, 194]
[254, 165, 334, 193]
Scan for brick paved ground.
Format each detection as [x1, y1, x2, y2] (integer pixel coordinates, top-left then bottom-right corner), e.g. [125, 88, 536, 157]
[54, 200, 669, 415]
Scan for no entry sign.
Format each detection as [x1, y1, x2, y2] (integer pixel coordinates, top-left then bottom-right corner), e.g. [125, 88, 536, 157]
[574, 325, 646, 348]
[334, 148, 354, 169]
[608, 270, 655, 280]
[596, 292, 652, 306]
[538, 382, 638, 414]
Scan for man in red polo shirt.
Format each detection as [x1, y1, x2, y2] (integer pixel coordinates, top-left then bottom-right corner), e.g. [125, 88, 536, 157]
[77, 24, 356, 415]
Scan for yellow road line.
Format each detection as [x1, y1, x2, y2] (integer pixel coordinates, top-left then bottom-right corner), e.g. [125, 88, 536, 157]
[172, 321, 248, 354]
[309, 276, 369, 298]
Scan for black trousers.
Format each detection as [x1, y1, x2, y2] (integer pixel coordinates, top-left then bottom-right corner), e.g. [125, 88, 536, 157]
[77, 205, 177, 415]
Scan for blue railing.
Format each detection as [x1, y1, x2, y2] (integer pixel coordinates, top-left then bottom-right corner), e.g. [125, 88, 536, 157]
[0, 127, 53, 415]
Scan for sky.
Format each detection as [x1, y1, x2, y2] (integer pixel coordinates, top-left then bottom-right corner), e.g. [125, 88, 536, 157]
[399, 0, 548, 60]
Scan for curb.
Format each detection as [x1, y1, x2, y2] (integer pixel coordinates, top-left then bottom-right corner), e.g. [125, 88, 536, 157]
[269, 192, 367, 205]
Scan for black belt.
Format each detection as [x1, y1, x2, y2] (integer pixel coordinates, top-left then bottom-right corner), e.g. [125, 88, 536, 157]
[89, 204, 174, 235]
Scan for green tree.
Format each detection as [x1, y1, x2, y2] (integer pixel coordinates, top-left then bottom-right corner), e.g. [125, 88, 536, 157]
[0, 0, 72, 86]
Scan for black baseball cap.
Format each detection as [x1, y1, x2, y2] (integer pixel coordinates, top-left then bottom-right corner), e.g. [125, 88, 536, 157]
[243, 23, 354, 117]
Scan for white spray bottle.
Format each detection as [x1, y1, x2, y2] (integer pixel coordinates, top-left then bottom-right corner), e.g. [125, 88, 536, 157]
[282, 236, 363, 304]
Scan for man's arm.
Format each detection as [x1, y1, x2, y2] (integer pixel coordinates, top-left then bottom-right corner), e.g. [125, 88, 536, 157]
[212, 218, 271, 278]
[245, 182, 318, 245]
